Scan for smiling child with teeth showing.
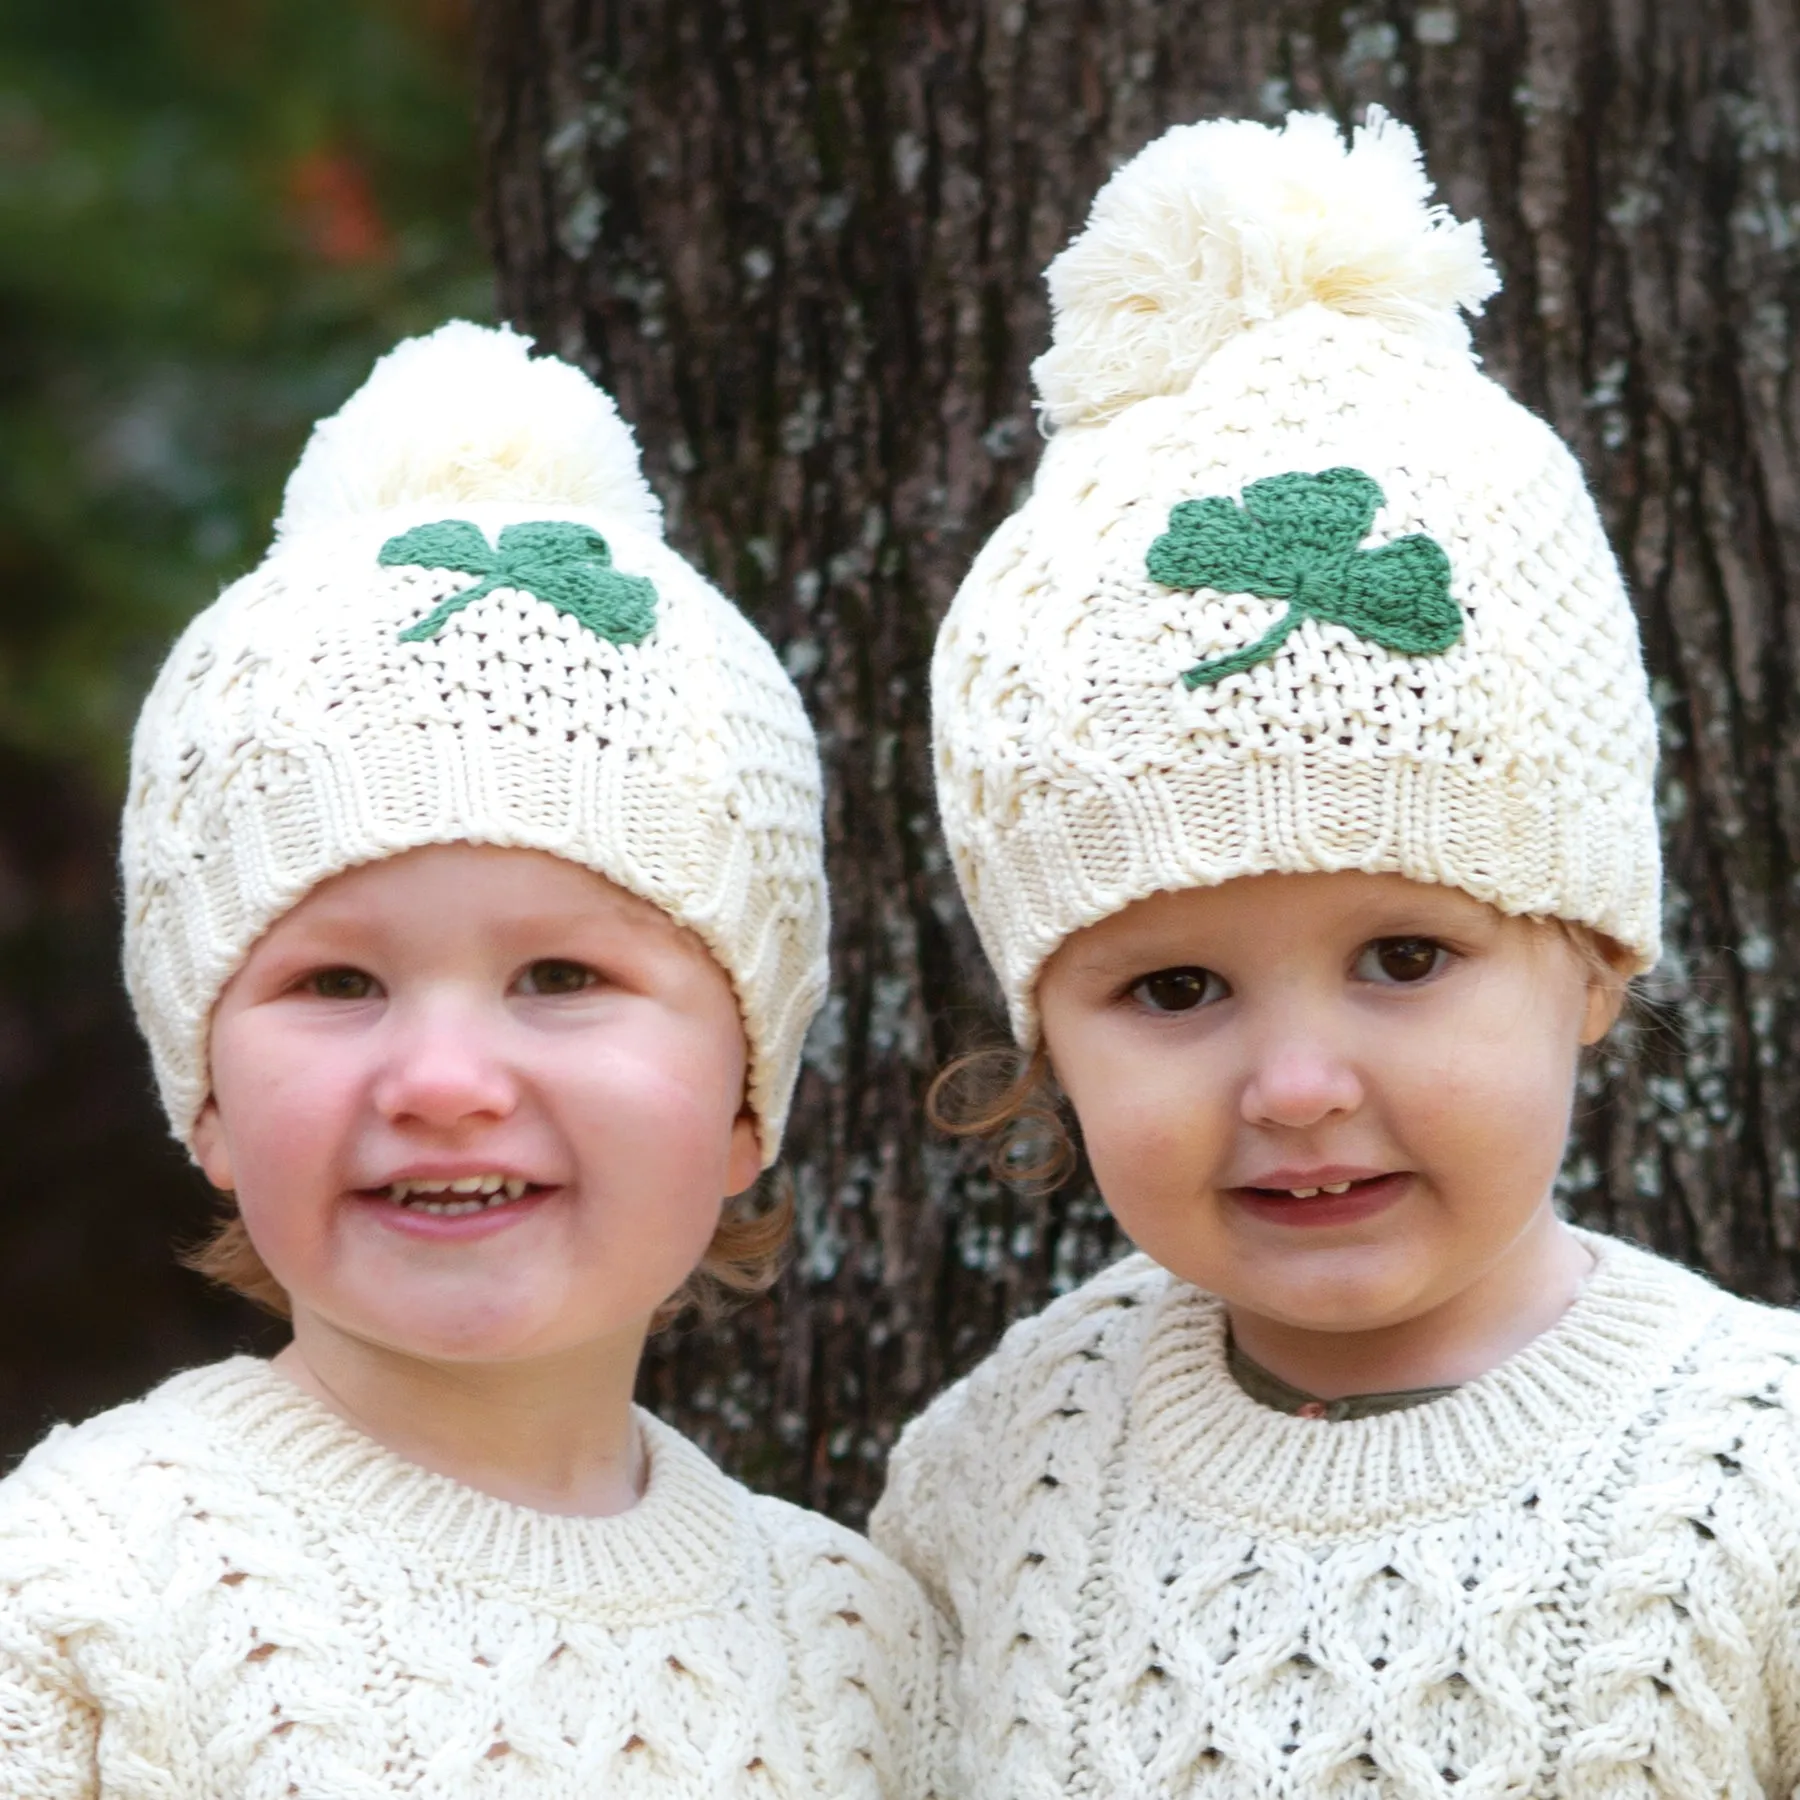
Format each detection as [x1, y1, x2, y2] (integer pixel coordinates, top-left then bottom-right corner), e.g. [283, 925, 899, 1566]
[0, 324, 944, 1798]
[871, 112, 1800, 1798]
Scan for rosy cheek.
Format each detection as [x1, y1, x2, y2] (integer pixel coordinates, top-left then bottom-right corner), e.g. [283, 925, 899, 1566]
[211, 1032, 358, 1196]
[594, 1035, 742, 1128]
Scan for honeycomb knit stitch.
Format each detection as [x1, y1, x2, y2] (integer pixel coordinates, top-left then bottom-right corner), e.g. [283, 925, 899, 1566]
[871, 1232, 1800, 1799]
[0, 1359, 946, 1798]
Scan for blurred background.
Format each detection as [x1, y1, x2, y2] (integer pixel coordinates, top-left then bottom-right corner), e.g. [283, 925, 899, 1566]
[0, 0, 487, 1462]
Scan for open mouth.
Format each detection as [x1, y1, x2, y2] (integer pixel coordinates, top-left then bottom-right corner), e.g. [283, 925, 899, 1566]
[1232, 1172, 1407, 1224]
[372, 1175, 545, 1218]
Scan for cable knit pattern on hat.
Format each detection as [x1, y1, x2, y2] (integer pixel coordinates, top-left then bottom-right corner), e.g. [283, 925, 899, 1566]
[932, 112, 1659, 1046]
[872, 1233, 1800, 1799]
[0, 1360, 946, 1798]
[122, 322, 826, 1160]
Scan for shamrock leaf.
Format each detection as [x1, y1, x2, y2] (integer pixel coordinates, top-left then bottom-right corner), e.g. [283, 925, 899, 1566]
[380, 519, 493, 581]
[381, 519, 658, 647]
[1144, 468, 1461, 689]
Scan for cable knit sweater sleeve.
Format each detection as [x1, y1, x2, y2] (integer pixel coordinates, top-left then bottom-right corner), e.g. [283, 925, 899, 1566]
[0, 1668, 93, 1798]
[0, 1558, 99, 1797]
[868, 1373, 977, 1626]
[871, 1255, 1167, 1640]
[0, 1427, 124, 1798]
[755, 1495, 950, 1799]
[1713, 1314, 1800, 1789]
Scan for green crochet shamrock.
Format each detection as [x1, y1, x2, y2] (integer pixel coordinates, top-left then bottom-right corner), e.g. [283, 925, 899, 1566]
[1144, 467, 1460, 689]
[381, 519, 658, 647]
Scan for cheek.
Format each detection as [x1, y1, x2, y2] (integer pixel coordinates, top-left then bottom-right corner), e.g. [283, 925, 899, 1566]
[1398, 1006, 1581, 1185]
[557, 1031, 745, 1185]
[548, 1049, 740, 1302]
[1061, 1033, 1228, 1205]
[208, 1023, 362, 1189]
[204, 1021, 377, 1283]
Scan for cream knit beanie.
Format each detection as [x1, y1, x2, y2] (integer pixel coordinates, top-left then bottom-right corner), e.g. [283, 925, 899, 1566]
[123, 322, 827, 1163]
[933, 109, 1660, 1046]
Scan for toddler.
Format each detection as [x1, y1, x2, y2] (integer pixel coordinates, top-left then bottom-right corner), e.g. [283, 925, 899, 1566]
[873, 111, 1800, 1797]
[0, 323, 943, 1797]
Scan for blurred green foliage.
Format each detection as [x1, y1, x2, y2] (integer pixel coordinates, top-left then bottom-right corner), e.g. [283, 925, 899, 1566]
[0, 0, 489, 782]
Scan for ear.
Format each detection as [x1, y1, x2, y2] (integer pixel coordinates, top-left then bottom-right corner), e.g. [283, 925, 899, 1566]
[724, 1105, 764, 1199]
[191, 1099, 235, 1192]
[1578, 951, 1632, 1047]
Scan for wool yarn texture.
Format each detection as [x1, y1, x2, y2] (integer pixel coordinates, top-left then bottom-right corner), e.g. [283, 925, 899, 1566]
[872, 1233, 1800, 1798]
[121, 321, 826, 1160]
[931, 109, 1661, 1045]
[0, 1359, 946, 1797]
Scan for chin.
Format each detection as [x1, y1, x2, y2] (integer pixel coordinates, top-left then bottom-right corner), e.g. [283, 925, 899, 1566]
[329, 1285, 582, 1364]
[1258, 1291, 1412, 1335]
[1228, 1247, 1430, 1335]
[359, 1314, 554, 1364]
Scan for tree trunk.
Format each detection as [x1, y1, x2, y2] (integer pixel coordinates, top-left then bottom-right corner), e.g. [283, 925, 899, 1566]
[474, 0, 1800, 1525]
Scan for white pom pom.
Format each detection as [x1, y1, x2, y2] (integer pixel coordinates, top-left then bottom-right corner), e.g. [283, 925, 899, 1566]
[275, 320, 663, 540]
[1032, 108, 1500, 430]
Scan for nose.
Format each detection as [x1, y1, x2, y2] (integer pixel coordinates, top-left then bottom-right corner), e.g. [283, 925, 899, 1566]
[371, 992, 519, 1129]
[1238, 1021, 1364, 1131]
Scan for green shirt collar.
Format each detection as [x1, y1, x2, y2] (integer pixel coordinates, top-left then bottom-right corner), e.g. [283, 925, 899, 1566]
[1225, 1330, 1461, 1421]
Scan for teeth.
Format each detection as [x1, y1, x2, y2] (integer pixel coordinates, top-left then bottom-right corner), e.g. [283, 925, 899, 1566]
[384, 1175, 533, 1212]
[1288, 1187, 1320, 1199]
[1320, 1182, 1352, 1195]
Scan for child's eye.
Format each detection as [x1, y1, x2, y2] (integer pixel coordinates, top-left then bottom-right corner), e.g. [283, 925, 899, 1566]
[1128, 966, 1228, 1013]
[515, 959, 598, 997]
[1356, 937, 1451, 985]
[304, 967, 380, 1001]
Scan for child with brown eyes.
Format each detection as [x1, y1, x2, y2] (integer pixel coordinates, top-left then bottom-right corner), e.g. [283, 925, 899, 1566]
[0, 324, 944, 1798]
[871, 110, 1800, 1798]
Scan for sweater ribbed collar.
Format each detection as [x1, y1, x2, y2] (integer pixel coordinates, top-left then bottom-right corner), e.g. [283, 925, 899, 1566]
[157, 1357, 747, 1623]
[1130, 1231, 1724, 1540]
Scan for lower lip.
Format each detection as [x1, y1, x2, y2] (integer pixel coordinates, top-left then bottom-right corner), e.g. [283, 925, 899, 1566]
[1229, 1173, 1409, 1229]
[357, 1188, 555, 1241]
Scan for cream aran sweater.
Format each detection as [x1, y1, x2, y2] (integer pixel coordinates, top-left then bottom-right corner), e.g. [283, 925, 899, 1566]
[871, 1232, 1800, 1799]
[0, 1358, 944, 1798]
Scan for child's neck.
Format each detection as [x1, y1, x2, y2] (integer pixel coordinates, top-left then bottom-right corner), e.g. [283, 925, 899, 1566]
[273, 1318, 649, 1518]
[1226, 1211, 1596, 1401]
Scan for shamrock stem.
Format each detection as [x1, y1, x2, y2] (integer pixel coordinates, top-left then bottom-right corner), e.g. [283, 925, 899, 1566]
[1181, 605, 1299, 689]
[397, 577, 498, 644]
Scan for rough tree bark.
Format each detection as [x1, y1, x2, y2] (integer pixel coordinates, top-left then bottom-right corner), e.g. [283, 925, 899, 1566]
[474, 0, 1800, 1525]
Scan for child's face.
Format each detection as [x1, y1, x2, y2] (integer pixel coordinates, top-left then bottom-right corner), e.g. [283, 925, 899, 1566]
[192, 843, 762, 1365]
[1037, 872, 1623, 1337]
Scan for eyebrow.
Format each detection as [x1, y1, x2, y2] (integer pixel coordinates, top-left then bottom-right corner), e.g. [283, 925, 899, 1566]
[1062, 907, 1488, 973]
[1055, 944, 1192, 979]
[267, 904, 671, 958]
